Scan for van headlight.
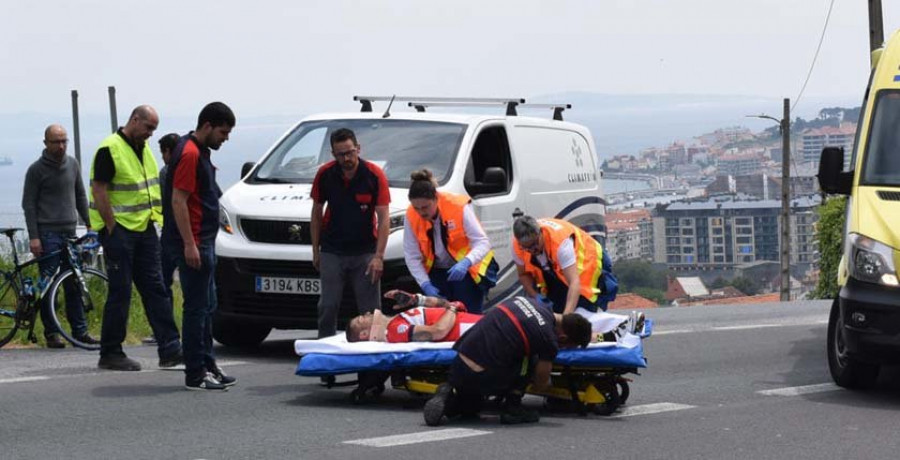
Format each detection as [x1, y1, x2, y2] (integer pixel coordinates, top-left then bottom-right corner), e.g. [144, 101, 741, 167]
[848, 233, 899, 286]
[389, 212, 405, 233]
[219, 205, 234, 234]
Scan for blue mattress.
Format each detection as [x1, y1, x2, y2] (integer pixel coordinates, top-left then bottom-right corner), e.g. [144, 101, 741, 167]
[296, 320, 652, 377]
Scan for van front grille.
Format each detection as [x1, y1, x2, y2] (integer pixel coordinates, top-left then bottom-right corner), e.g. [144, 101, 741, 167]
[241, 219, 311, 244]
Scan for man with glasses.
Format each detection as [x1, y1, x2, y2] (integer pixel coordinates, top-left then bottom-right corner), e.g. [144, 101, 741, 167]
[311, 128, 391, 342]
[22, 124, 96, 348]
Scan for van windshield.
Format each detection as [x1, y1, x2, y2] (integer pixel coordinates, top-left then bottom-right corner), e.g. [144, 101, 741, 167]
[862, 91, 900, 186]
[247, 119, 467, 186]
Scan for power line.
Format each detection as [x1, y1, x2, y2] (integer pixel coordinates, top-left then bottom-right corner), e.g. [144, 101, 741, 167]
[792, 0, 837, 113]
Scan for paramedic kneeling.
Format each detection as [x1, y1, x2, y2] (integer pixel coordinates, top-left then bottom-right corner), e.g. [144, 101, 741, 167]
[424, 296, 592, 426]
[512, 215, 612, 315]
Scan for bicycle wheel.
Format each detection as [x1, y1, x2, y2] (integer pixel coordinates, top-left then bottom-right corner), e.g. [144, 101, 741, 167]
[0, 280, 22, 348]
[46, 267, 108, 350]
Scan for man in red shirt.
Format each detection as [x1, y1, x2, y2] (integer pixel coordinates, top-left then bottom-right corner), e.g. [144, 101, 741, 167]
[162, 102, 236, 391]
[346, 290, 481, 343]
[311, 128, 391, 340]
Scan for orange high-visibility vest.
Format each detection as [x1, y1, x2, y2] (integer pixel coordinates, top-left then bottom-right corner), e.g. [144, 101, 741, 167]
[512, 218, 604, 302]
[406, 191, 495, 284]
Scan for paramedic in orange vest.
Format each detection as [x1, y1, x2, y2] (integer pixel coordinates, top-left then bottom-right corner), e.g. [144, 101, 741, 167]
[403, 169, 498, 314]
[512, 215, 607, 315]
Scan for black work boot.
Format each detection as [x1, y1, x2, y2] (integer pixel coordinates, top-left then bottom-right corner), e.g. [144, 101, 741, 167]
[424, 383, 455, 426]
[500, 396, 540, 425]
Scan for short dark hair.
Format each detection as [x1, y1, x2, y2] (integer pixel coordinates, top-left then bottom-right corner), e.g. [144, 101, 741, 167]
[197, 102, 235, 130]
[561, 313, 592, 349]
[330, 128, 358, 148]
[158, 133, 180, 153]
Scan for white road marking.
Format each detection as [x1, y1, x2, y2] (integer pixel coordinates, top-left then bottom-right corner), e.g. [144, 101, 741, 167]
[0, 360, 252, 385]
[344, 428, 492, 447]
[757, 383, 840, 396]
[653, 319, 827, 336]
[0, 376, 50, 384]
[611, 402, 695, 418]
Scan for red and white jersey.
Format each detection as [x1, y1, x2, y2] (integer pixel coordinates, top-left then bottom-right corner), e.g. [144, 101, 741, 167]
[384, 307, 482, 343]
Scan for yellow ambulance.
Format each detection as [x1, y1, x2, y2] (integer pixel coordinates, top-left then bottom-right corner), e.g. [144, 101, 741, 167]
[819, 32, 900, 388]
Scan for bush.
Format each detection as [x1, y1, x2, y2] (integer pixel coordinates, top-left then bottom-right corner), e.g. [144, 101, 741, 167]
[810, 196, 847, 299]
[613, 259, 669, 292]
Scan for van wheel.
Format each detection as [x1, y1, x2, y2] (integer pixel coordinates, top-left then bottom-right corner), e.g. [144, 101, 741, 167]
[827, 298, 879, 389]
[213, 315, 271, 348]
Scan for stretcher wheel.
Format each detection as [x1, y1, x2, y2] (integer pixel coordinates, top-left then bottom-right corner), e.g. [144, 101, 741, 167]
[349, 383, 385, 405]
[616, 378, 630, 405]
[590, 384, 621, 416]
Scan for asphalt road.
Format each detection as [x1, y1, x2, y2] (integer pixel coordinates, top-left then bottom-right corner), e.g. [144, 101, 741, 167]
[3, 299, 900, 459]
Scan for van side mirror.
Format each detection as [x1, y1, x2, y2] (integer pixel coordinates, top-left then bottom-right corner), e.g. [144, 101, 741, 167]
[817, 147, 851, 195]
[483, 167, 508, 189]
[241, 162, 256, 179]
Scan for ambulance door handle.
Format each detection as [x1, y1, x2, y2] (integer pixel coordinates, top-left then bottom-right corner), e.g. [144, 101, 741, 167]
[512, 208, 524, 219]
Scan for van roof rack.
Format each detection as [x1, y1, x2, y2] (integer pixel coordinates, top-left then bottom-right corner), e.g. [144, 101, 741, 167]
[519, 103, 572, 121]
[353, 96, 525, 116]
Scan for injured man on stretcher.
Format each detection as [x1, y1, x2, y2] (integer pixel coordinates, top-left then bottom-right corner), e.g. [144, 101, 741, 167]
[345, 290, 645, 344]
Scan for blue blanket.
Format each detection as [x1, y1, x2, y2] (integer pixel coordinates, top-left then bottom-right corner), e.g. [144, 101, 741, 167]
[296, 321, 651, 377]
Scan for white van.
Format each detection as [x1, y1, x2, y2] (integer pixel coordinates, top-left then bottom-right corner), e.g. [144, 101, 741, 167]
[213, 96, 606, 346]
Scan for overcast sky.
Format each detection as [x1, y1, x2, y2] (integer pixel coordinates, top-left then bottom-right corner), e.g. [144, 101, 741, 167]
[2, 0, 898, 119]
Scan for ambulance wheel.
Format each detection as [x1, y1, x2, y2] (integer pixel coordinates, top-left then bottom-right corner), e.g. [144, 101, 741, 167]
[591, 384, 620, 416]
[827, 298, 879, 389]
[616, 378, 630, 405]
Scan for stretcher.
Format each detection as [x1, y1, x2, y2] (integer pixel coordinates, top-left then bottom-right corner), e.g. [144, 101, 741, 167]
[295, 320, 652, 416]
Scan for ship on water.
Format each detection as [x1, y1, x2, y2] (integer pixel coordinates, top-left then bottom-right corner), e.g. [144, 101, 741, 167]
[0, 157, 11, 166]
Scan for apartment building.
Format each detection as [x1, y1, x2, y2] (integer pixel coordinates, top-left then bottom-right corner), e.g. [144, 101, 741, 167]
[652, 196, 820, 271]
[801, 124, 856, 167]
[716, 153, 763, 177]
[605, 209, 654, 261]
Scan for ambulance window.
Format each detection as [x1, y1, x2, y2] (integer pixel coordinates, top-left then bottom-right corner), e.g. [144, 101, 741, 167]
[464, 126, 512, 197]
[861, 91, 900, 186]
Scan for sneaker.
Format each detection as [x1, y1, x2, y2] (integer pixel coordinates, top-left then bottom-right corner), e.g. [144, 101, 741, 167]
[141, 336, 157, 345]
[159, 351, 184, 369]
[424, 383, 453, 426]
[98, 354, 141, 371]
[73, 333, 100, 345]
[45, 333, 65, 349]
[185, 374, 228, 391]
[500, 403, 540, 425]
[630, 312, 646, 335]
[207, 366, 237, 387]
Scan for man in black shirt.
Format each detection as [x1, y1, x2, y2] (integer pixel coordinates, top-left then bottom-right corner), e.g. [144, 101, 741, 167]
[424, 296, 592, 426]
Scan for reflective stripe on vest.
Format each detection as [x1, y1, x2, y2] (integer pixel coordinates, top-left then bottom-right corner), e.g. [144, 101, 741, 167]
[406, 191, 495, 284]
[513, 218, 604, 303]
[88, 133, 163, 232]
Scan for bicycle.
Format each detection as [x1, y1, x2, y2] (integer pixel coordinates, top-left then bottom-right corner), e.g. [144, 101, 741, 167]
[0, 227, 108, 350]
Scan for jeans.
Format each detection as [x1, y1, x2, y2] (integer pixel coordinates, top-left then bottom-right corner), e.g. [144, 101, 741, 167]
[38, 230, 87, 338]
[160, 237, 177, 310]
[317, 251, 380, 338]
[99, 225, 181, 358]
[175, 243, 217, 379]
[429, 268, 487, 314]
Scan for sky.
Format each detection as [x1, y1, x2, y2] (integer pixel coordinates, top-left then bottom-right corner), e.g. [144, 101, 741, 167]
[3, 0, 900, 119]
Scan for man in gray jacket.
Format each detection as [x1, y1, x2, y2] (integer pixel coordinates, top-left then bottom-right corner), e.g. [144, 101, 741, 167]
[21, 124, 96, 348]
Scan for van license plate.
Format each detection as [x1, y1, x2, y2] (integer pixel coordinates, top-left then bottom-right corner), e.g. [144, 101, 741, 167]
[255, 276, 321, 295]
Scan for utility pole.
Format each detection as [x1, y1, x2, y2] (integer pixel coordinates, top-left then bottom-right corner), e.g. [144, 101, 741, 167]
[869, 0, 884, 55]
[70, 90, 81, 165]
[107, 86, 118, 133]
[780, 98, 791, 302]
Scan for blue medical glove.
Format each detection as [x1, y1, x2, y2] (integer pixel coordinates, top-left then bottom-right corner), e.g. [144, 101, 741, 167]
[531, 294, 553, 310]
[422, 281, 441, 298]
[446, 258, 473, 282]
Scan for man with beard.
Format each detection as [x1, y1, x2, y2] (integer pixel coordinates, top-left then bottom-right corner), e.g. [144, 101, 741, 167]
[311, 128, 391, 342]
[162, 102, 237, 391]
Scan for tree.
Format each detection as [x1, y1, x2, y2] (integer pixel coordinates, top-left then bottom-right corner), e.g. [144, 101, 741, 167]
[709, 276, 728, 289]
[613, 259, 668, 292]
[729, 276, 759, 296]
[810, 196, 847, 299]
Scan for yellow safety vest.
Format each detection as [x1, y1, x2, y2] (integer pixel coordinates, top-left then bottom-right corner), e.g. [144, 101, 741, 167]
[88, 133, 163, 232]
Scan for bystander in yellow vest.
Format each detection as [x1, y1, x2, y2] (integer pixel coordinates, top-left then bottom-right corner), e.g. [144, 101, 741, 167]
[88, 133, 163, 232]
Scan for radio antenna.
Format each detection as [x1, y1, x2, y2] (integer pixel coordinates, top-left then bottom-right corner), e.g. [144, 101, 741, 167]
[382, 94, 396, 118]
